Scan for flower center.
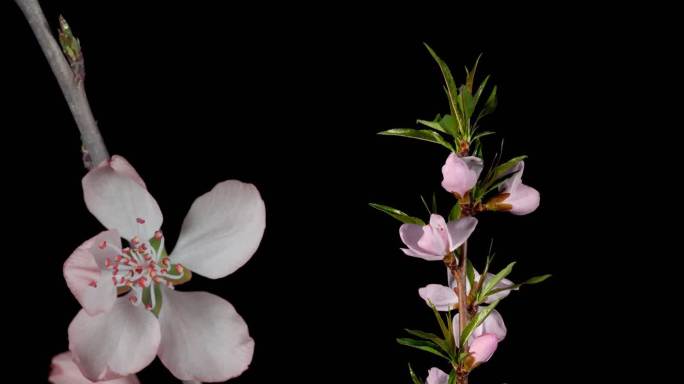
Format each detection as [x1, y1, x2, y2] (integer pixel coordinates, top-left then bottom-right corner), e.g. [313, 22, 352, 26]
[99, 218, 190, 315]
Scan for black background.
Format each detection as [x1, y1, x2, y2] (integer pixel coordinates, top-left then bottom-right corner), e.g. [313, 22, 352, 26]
[4, 1, 668, 383]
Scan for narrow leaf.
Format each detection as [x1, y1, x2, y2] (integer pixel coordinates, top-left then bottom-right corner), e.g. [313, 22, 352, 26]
[480, 261, 516, 299]
[430, 302, 451, 341]
[369, 203, 424, 225]
[448, 203, 461, 221]
[417, 119, 449, 134]
[466, 259, 475, 288]
[448, 369, 457, 384]
[409, 364, 424, 384]
[487, 274, 552, 295]
[439, 114, 459, 137]
[473, 75, 491, 107]
[424, 43, 464, 136]
[465, 53, 482, 93]
[460, 300, 500, 347]
[378, 128, 456, 152]
[397, 338, 450, 360]
[405, 329, 451, 356]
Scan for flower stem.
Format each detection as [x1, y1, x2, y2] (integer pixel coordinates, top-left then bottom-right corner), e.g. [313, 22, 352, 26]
[452, 240, 470, 384]
[15, 0, 109, 169]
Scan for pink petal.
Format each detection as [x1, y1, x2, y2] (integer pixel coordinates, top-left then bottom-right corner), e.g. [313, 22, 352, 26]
[63, 233, 118, 316]
[399, 224, 443, 261]
[49, 352, 140, 384]
[478, 309, 507, 341]
[482, 274, 516, 303]
[469, 333, 498, 364]
[501, 161, 525, 192]
[452, 308, 507, 345]
[68, 296, 161, 381]
[441, 153, 481, 197]
[109, 155, 146, 189]
[418, 284, 458, 311]
[426, 367, 449, 384]
[158, 288, 254, 382]
[83, 161, 162, 241]
[463, 156, 484, 178]
[446, 216, 478, 251]
[170, 180, 265, 279]
[500, 161, 539, 215]
[422, 214, 450, 254]
[506, 184, 540, 215]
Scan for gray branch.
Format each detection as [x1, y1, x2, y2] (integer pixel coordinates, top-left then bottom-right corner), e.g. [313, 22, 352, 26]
[15, 0, 109, 169]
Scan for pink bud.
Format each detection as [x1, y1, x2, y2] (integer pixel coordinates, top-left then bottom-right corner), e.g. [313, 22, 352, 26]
[499, 161, 540, 215]
[441, 153, 483, 198]
[426, 367, 449, 384]
[469, 333, 498, 364]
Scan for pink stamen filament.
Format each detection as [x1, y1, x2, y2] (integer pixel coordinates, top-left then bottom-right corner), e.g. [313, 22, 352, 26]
[99, 222, 183, 311]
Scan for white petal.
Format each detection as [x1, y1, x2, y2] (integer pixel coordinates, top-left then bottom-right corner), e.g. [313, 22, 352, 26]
[483, 275, 515, 303]
[463, 156, 484, 179]
[49, 352, 140, 384]
[83, 162, 162, 241]
[109, 155, 146, 189]
[452, 308, 507, 345]
[68, 296, 161, 381]
[446, 216, 478, 251]
[426, 367, 449, 384]
[63, 233, 118, 316]
[418, 284, 458, 311]
[170, 180, 265, 279]
[158, 288, 254, 382]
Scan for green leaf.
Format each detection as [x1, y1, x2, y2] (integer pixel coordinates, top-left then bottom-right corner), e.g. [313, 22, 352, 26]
[448, 369, 457, 384]
[526, 274, 552, 284]
[446, 309, 455, 352]
[487, 274, 552, 295]
[429, 302, 451, 342]
[460, 85, 475, 122]
[409, 364, 424, 384]
[473, 75, 491, 107]
[368, 203, 424, 225]
[482, 155, 527, 193]
[466, 259, 475, 288]
[420, 195, 431, 216]
[482, 250, 494, 276]
[465, 54, 482, 93]
[397, 338, 450, 360]
[417, 119, 448, 134]
[439, 114, 459, 137]
[378, 129, 456, 152]
[483, 85, 498, 114]
[448, 203, 461, 221]
[480, 261, 516, 301]
[494, 155, 527, 178]
[405, 329, 451, 357]
[472, 131, 495, 142]
[459, 300, 500, 347]
[424, 43, 464, 136]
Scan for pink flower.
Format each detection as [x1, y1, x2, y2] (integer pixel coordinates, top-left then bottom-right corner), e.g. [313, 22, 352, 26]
[498, 161, 540, 215]
[441, 153, 483, 198]
[418, 270, 516, 311]
[468, 333, 498, 364]
[400, 214, 477, 261]
[453, 308, 507, 345]
[426, 367, 449, 384]
[49, 352, 139, 384]
[63, 155, 265, 382]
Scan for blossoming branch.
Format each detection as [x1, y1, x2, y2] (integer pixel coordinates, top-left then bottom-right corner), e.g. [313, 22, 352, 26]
[371, 44, 550, 384]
